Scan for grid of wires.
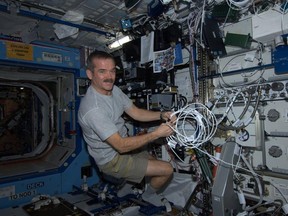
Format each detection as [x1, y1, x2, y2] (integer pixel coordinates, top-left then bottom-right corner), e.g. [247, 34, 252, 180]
[211, 89, 249, 126]
[210, 43, 265, 129]
[210, 82, 262, 131]
[187, 6, 203, 47]
[186, 0, 215, 48]
[166, 103, 217, 149]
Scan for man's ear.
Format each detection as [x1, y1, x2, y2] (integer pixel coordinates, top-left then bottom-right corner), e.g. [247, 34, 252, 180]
[86, 69, 93, 80]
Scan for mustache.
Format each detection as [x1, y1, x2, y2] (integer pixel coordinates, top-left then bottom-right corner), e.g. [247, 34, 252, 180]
[103, 79, 114, 83]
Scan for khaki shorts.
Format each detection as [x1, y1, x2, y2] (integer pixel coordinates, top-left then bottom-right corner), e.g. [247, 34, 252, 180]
[98, 150, 149, 183]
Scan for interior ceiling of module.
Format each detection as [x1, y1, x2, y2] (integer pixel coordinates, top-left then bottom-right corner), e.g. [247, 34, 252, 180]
[1, 0, 277, 52]
[0, 0, 151, 51]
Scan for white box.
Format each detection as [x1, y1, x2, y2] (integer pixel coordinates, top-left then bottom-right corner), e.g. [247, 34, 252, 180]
[252, 9, 288, 43]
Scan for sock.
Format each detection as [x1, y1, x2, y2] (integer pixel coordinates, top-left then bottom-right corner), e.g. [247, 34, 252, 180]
[117, 183, 134, 197]
[142, 184, 164, 207]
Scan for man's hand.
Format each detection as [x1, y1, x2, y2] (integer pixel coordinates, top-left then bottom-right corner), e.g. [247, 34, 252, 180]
[161, 111, 177, 123]
[154, 121, 175, 138]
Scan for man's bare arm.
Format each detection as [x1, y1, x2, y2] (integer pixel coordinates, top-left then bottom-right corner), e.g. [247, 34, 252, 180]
[106, 122, 174, 153]
[125, 104, 174, 122]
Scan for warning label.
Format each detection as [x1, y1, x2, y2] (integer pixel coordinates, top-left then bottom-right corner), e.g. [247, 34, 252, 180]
[6, 41, 33, 61]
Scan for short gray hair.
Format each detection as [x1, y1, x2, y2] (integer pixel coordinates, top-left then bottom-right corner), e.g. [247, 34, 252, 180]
[86, 50, 115, 71]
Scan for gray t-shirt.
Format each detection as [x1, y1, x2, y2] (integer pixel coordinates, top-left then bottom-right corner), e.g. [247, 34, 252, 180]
[78, 85, 133, 165]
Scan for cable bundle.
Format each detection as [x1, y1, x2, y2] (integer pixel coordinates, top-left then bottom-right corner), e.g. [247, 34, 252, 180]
[167, 103, 217, 149]
[226, 0, 253, 10]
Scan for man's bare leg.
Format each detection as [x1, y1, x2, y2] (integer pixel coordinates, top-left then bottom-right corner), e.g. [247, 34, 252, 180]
[141, 159, 173, 206]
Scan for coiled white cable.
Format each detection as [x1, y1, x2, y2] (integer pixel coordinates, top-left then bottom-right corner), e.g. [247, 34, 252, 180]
[166, 103, 217, 149]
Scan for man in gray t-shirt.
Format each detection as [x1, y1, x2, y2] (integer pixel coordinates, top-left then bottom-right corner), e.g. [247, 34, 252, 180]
[78, 50, 175, 206]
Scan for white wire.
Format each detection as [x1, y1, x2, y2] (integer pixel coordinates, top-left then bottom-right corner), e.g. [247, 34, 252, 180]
[195, 143, 287, 207]
[213, 78, 263, 130]
[270, 181, 288, 204]
[232, 145, 243, 181]
[166, 103, 217, 149]
[126, 0, 141, 12]
[167, 119, 288, 206]
[200, 0, 206, 48]
[211, 89, 248, 125]
[207, 144, 288, 208]
[219, 68, 265, 88]
[241, 154, 263, 212]
[220, 6, 231, 30]
[187, 7, 204, 47]
[226, 0, 253, 11]
[215, 43, 266, 89]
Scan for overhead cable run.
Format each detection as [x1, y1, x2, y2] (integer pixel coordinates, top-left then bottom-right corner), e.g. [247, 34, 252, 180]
[0, 1, 116, 38]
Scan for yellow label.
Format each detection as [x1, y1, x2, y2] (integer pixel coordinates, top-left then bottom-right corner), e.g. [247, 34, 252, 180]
[6, 41, 33, 61]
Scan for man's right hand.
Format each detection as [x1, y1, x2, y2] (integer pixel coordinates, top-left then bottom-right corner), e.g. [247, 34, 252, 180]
[154, 122, 175, 138]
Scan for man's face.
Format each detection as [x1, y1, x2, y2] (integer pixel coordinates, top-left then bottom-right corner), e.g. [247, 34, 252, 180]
[87, 58, 116, 95]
